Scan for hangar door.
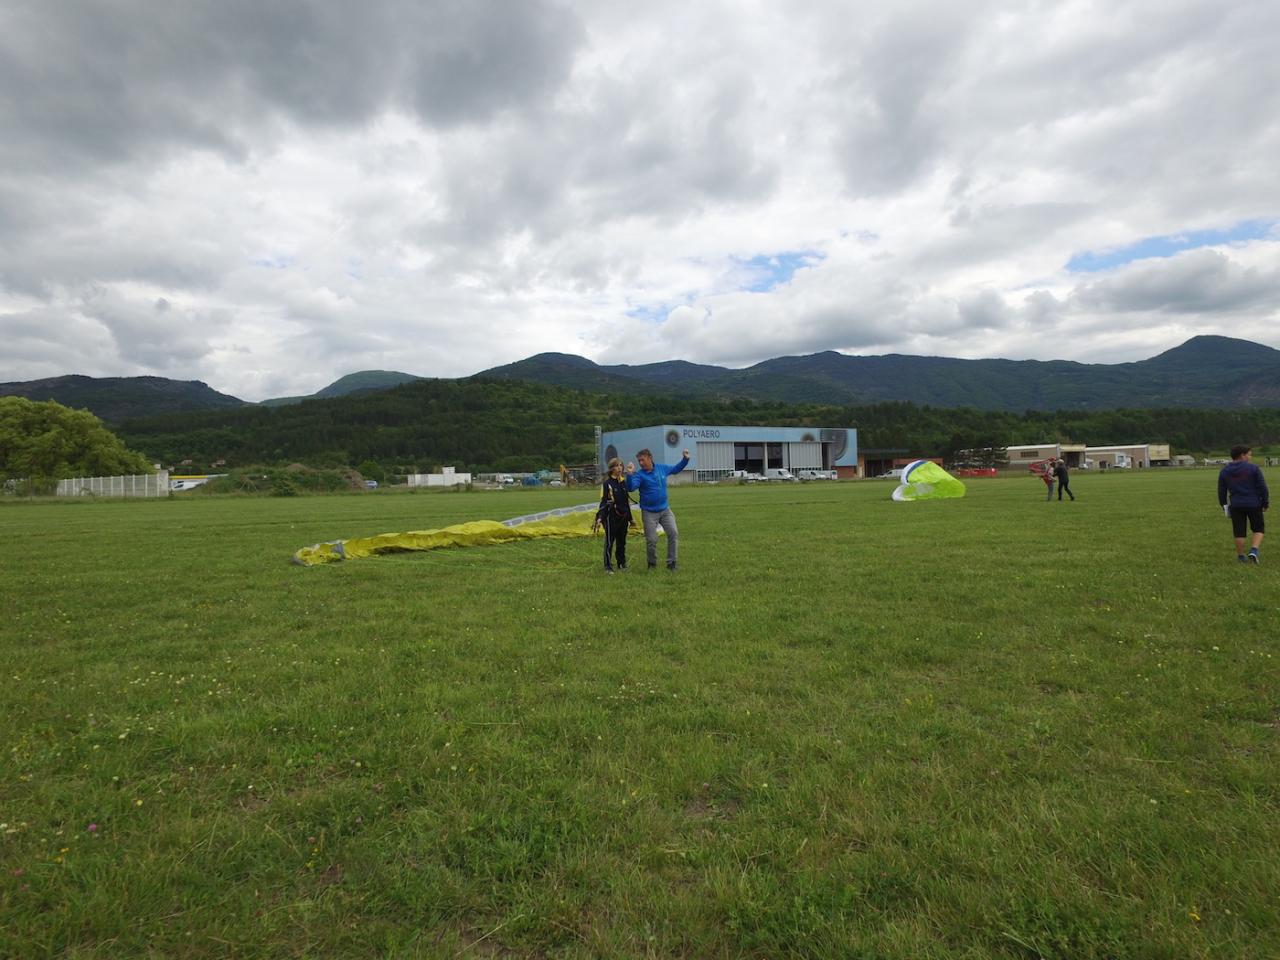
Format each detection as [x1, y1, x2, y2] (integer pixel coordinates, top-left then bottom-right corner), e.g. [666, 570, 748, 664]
[696, 441, 734, 480]
[787, 442, 823, 470]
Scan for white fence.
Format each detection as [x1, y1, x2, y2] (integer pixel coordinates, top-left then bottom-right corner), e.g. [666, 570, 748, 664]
[408, 466, 472, 487]
[56, 471, 170, 498]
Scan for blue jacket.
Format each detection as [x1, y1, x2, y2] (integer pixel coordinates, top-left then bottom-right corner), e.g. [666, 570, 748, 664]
[626, 456, 688, 512]
[1218, 460, 1269, 510]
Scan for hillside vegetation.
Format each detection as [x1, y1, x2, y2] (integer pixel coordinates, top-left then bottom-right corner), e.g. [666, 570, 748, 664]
[476, 335, 1280, 410]
[0, 375, 242, 423]
[6, 336, 1280, 425]
[114, 377, 1280, 472]
[0, 397, 153, 489]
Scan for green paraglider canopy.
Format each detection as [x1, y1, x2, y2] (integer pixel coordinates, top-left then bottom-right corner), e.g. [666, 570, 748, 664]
[892, 459, 966, 501]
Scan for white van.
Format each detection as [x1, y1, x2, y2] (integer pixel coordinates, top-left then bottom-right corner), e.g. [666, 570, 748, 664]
[798, 469, 836, 481]
[729, 470, 764, 482]
[764, 468, 798, 482]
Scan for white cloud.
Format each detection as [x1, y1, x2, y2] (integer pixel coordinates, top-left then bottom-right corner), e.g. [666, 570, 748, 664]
[0, 0, 1278, 399]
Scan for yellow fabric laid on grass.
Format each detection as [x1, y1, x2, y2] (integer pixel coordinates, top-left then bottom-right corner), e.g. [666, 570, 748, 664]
[292, 503, 601, 566]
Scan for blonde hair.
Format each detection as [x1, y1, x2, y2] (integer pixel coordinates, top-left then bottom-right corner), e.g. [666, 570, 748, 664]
[607, 457, 622, 471]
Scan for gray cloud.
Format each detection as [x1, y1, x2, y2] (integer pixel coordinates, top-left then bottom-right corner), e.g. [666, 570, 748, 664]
[79, 289, 225, 369]
[1, 0, 1279, 398]
[1071, 249, 1280, 315]
[0, 0, 582, 172]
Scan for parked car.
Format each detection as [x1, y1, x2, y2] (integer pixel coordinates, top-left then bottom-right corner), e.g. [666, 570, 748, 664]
[880, 468, 904, 479]
[764, 468, 799, 482]
[729, 470, 764, 482]
[364, 479, 378, 489]
[796, 469, 836, 481]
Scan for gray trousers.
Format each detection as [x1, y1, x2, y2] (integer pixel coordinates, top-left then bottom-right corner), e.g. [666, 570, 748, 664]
[642, 508, 679, 567]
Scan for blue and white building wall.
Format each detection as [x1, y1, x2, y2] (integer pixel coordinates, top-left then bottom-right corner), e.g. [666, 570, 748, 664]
[600, 425, 859, 482]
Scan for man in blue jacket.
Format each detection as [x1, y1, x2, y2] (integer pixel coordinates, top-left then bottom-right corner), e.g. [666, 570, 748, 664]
[626, 446, 689, 570]
[1218, 444, 1269, 564]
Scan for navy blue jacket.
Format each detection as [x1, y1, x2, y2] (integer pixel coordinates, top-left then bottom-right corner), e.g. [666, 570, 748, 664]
[1218, 460, 1269, 510]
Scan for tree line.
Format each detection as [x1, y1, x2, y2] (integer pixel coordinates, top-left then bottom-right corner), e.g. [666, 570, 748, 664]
[107, 378, 1280, 474]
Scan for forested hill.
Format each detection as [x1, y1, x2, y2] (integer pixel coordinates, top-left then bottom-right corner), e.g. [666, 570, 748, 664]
[476, 336, 1280, 410]
[259, 370, 423, 406]
[6, 336, 1279, 423]
[0, 375, 243, 423]
[115, 375, 1280, 473]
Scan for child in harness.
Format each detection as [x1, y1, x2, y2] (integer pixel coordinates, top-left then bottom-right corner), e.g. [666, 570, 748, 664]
[593, 457, 636, 572]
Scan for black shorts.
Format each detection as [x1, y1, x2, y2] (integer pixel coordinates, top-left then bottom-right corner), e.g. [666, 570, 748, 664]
[1230, 507, 1265, 539]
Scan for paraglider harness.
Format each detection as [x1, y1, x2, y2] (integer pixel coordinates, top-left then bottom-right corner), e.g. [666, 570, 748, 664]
[593, 475, 636, 571]
[592, 477, 637, 533]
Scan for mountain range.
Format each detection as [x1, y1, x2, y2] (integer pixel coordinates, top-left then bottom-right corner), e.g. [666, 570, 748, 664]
[3, 336, 1278, 423]
[474, 336, 1280, 410]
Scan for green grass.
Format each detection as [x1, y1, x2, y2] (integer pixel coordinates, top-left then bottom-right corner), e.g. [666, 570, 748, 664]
[2, 471, 1276, 958]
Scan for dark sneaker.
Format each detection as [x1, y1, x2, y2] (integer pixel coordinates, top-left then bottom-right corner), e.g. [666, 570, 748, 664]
[667, 563, 677, 571]
[1238, 555, 1248, 563]
[1248, 552, 1260, 565]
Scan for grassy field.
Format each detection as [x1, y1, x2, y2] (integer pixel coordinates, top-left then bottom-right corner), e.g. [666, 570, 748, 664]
[2, 470, 1276, 958]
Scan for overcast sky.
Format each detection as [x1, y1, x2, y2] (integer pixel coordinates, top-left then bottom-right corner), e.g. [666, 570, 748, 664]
[2, 0, 1278, 401]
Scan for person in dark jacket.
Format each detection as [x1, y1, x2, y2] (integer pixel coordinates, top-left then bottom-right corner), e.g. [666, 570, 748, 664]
[1217, 444, 1269, 564]
[593, 458, 635, 572]
[1054, 459, 1075, 501]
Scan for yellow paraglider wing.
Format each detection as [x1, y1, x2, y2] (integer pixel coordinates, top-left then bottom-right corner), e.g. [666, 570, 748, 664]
[892, 460, 966, 501]
[292, 503, 603, 566]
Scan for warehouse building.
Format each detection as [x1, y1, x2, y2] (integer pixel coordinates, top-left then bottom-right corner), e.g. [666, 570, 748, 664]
[1006, 443, 1088, 468]
[599, 425, 859, 482]
[1006, 443, 1171, 469]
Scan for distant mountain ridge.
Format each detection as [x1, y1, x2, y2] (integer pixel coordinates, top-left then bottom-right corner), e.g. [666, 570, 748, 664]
[4, 337, 1279, 422]
[474, 336, 1280, 411]
[260, 370, 422, 406]
[0, 375, 243, 423]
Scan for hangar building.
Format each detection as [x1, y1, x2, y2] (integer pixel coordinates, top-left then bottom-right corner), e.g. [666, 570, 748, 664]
[599, 425, 859, 482]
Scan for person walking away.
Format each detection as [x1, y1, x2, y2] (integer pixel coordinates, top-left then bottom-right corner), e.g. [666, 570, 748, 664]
[1055, 459, 1075, 501]
[593, 457, 635, 573]
[625, 447, 689, 570]
[1218, 444, 1269, 564]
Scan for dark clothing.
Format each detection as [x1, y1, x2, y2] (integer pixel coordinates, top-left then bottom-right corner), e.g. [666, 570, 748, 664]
[1218, 460, 1269, 511]
[1230, 507, 1266, 539]
[597, 476, 633, 521]
[596, 476, 633, 570]
[601, 515, 629, 569]
[1054, 463, 1074, 500]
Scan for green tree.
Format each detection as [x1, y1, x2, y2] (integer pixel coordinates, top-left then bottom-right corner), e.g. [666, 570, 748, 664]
[356, 459, 386, 483]
[0, 397, 153, 482]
